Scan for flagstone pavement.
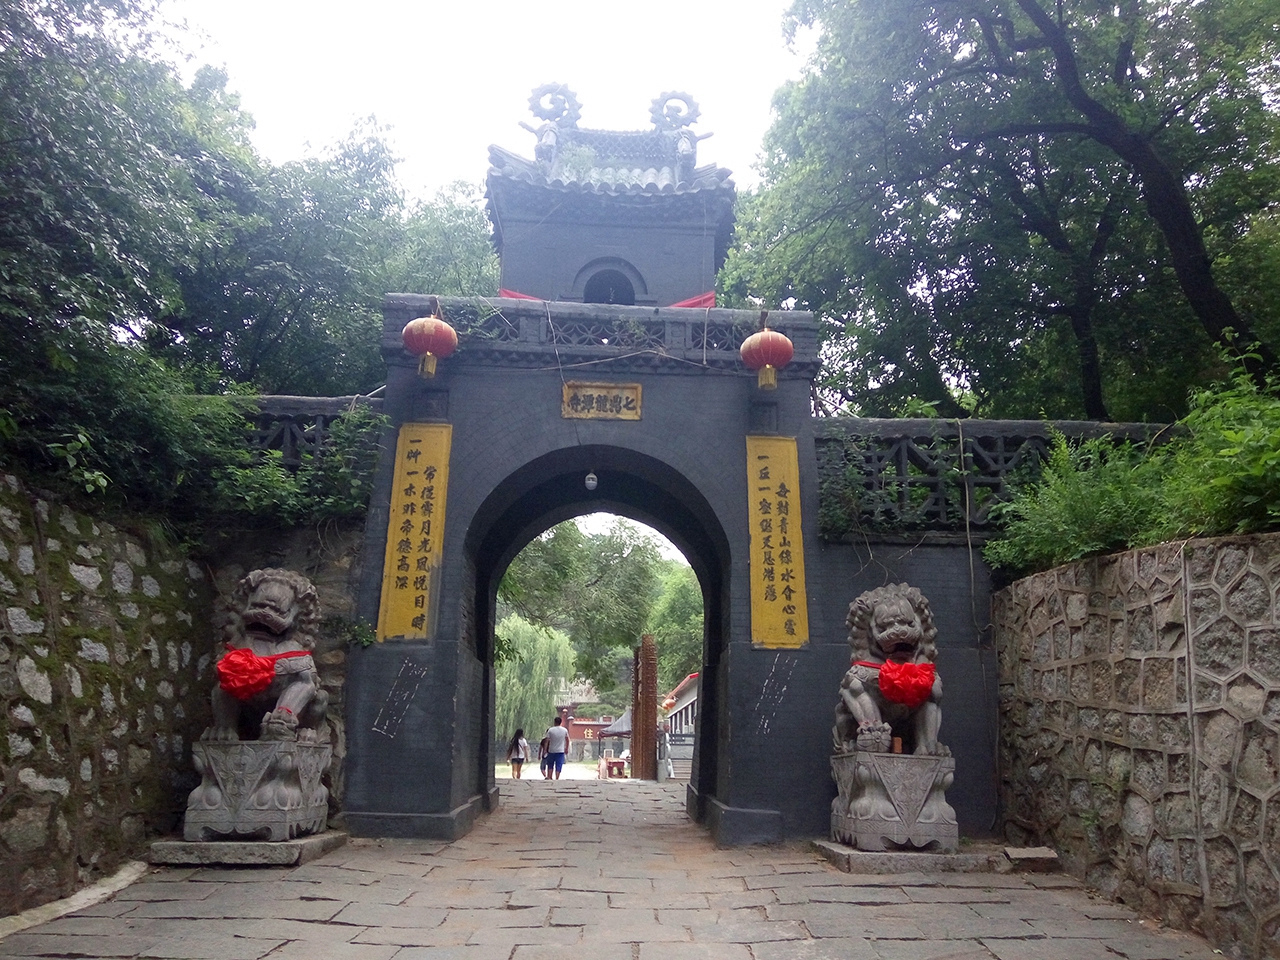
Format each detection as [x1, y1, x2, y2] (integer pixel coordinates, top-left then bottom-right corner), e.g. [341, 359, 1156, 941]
[0, 779, 1224, 960]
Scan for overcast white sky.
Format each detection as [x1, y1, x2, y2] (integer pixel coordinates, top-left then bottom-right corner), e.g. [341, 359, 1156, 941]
[164, 0, 813, 199]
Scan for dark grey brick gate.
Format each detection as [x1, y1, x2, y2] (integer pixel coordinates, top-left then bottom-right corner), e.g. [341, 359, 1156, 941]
[336, 295, 1004, 846]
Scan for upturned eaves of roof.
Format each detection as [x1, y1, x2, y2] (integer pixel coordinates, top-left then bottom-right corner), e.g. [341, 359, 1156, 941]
[487, 144, 734, 198]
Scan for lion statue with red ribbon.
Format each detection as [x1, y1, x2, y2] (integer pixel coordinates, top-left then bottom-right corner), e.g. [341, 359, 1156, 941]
[833, 584, 948, 756]
[204, 568, 329, 742]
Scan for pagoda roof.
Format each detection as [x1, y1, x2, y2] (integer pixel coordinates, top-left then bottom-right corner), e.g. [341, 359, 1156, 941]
[486, 88, 735, 204]
[486, 142, 734, 199]
[485, 87, 738, 266]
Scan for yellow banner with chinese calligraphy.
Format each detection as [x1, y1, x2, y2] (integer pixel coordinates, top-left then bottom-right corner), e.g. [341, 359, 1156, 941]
[562, 382, 642, 420]
[377, 423, 452, 640]
[746, 436, 810, 648]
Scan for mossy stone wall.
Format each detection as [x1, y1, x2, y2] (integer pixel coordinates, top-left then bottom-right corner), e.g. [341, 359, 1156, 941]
[0, 473, 213, 915]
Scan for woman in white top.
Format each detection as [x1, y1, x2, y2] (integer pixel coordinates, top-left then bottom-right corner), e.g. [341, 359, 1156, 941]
[506, 728, 530, 779]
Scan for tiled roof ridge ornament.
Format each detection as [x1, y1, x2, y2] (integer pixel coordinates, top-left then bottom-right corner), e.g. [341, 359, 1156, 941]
[499, 84, 728, 191]
[527, 82, 582, 127]
[649, 92, 701, 130]
[650, 92, 711, 183]
[520, 83, 582, 167]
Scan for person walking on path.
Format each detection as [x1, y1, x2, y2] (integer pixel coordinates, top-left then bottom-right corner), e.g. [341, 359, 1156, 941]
[505, 728, 529, 779]
[538, 735, 551, 778]
[543, 715, 569, 780]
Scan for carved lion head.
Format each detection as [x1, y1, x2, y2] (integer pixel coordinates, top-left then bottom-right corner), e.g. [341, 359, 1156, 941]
[845, 584, 937, 664]
[219, 568, 321, 651]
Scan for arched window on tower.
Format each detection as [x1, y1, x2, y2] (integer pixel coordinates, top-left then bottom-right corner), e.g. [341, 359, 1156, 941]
[583, 269, 636, 306]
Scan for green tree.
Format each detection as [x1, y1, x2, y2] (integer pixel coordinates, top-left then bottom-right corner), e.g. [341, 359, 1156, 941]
[3, 2, 501, 406]
[146, 112, 404, 396]
[0, 4, 399, 518]
[0, 2, 268, 511]
[499, 519, 664, 689]
[494, 614, 576, 748]
[499, 522, 592, 626]
[648, 565, 703, 693]
[726, 0, 1280, 420]
[148, 155, 499, 395]
[985, 358, 1280, 573]
[1215, 208, 1280, 352]
[1, 0, 188, 339]
[382, 183, 500, 298]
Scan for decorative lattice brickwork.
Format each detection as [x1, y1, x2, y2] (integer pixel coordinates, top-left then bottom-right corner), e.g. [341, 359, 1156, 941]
[251, 396, 382, 469]
[247, 399, 1161, 538]
[815, 419, 1160, 535]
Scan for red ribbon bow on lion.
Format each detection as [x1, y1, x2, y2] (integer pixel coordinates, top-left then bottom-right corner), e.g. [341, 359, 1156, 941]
[215, 648, 310, 701]
[855, 660, 936, 710]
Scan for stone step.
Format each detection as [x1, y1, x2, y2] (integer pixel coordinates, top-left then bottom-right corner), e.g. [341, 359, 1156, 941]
[148, 830, 348, 866]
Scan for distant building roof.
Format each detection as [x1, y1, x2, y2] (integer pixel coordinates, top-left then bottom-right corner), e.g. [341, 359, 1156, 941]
[666, 672, 700, 701]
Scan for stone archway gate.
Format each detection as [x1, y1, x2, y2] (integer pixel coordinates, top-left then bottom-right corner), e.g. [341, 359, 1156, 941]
[284, 295, 1136, 845]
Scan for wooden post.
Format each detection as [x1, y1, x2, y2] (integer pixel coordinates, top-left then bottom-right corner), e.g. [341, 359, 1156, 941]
[632, 635, 658, 780]
[631, 647, 640, 778]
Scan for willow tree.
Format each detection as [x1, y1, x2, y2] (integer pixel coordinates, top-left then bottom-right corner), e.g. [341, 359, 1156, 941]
[499, 520, 663, 688]
[494, 614, 576, 748]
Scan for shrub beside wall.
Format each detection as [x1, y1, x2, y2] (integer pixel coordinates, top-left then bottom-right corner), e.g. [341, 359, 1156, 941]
[0, 473, 213, 916]
[994, 533, 1280, 959]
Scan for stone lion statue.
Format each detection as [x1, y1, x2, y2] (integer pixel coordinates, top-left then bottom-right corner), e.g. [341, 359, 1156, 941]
[833, 583, 947, 756]
[204, 568, 329, 742]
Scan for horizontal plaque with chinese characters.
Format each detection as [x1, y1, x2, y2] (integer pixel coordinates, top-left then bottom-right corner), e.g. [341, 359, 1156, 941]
[377, 423, 452, 640]
[746, 436, 810, 648]
[562, 382, 642, 420]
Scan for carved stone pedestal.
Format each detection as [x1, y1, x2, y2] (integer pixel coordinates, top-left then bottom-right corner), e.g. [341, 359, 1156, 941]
[831, 750, 958, 853]
[184, 741, 331, 842]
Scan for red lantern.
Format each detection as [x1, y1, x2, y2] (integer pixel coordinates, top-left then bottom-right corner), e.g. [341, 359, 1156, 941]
[402, 314, 458, 377]
[740, 327, 794, 390]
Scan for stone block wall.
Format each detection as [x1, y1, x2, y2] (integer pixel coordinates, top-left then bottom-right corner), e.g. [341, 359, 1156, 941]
[0, 474, 213, 916]
[993, 533, 1280, 959]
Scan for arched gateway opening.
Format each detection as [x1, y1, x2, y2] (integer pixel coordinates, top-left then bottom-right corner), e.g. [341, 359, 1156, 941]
[340, 295, 838, 846]
[338, 89, 998, 845]
[471, 448, 725, 789]
[340, 296, 999, 847]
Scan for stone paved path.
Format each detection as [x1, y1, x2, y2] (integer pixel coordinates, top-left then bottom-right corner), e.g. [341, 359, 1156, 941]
[0, 780, 1223, 960]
